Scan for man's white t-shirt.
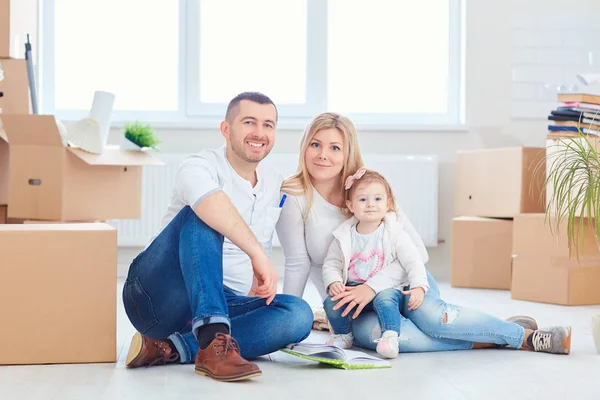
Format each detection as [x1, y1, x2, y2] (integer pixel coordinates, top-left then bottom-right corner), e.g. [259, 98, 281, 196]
[150, 145, 284, 296]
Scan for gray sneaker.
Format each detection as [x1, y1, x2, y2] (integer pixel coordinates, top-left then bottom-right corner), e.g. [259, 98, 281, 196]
[529, 326, 572, 355]
[507, 315, 538, 331]
[490, 315, 540, 349]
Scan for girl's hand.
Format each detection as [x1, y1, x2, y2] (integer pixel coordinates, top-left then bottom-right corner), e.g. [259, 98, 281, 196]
[331, 284, 376, 319]
[401, 287, 425, 310]
[328, 282, 345, 297]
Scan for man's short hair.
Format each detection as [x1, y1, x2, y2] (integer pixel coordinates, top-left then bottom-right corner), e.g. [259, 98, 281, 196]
[225, 92, 278, 122]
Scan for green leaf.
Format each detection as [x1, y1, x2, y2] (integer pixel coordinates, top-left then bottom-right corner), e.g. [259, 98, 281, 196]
[542, 120, 600, 258]
[123, 121, 160, 150]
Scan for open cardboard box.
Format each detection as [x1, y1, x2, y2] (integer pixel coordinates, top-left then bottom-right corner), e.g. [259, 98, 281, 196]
[1, 114, 164, 221]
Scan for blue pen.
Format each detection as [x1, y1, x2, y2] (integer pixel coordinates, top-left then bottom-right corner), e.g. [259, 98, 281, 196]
[279, 194, 287, 208]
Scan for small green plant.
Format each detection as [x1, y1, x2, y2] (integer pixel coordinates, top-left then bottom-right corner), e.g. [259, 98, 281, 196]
[124, 121, 160, 150]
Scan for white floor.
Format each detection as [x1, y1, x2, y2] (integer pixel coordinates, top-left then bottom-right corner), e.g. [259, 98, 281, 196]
[3, 252, 600, 399]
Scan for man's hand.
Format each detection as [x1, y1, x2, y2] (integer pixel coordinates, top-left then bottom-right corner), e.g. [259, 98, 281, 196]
[193, 191, 278, 304]
[331, 284, 376, 319]
[247, 276, 259, 297]
[327, 282, 344, 297]
[250, 252, 278, 305]
[401, 287, 425, 311]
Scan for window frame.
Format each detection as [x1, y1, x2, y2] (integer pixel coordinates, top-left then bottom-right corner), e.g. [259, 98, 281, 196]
[39, 0, 465, 129]
[39, 0, 188, 123]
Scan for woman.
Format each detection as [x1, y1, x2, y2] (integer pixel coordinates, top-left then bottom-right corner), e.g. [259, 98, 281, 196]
[275, 112, 571, 355]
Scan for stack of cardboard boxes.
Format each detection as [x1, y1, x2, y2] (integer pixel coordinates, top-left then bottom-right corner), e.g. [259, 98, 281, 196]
[451, 143, 600, 306]
[451, 147, 545, 290]
[0, 1, 163, 365]
[0, 0, 29, 224]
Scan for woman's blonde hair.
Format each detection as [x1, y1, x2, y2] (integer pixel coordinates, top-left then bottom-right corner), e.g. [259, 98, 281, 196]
[281, 112, 363, 219]
[344, 169, 397, 217]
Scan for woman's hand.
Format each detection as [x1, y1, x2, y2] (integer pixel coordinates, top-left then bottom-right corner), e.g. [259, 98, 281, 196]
[401, 287, 425, 310]
[331, 284, 376, 319]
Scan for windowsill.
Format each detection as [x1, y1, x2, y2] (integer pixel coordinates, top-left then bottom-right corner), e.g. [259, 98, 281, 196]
[104, 119, 469, 133]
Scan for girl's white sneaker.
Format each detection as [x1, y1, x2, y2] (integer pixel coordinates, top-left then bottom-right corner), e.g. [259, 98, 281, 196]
[375, 330, 399, 358]
[326, 332, 354, 349]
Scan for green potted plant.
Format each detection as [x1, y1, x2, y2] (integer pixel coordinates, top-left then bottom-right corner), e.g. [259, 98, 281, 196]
[543, 127, 600, 254]
[122, 121, 160, 151]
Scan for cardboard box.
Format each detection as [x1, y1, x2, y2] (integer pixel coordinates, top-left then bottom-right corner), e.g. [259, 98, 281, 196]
[0, 0, 14, 58]
[1, 114, 164, 221]
[0, 0, 35, 59]
[0, 128, 7, 204]
[0, 204, 5, 223]
[0, 58, 29, 113]
[5, 218, 105, 224]
[546, 136, 600, 218]
[511, 213, 600, 305]
[0, 223, 117, 364]
[455, 147, 546, 218]
[451, 216, 513, 289]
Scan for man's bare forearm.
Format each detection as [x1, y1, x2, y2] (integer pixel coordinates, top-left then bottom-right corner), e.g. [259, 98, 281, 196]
[193, 190, 264, 260]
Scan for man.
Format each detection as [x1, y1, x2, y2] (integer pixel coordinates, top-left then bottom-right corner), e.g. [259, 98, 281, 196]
[122, 92, 313, 382]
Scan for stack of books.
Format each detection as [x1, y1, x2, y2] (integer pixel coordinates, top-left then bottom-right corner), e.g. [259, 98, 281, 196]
[548, 93, 600, 138]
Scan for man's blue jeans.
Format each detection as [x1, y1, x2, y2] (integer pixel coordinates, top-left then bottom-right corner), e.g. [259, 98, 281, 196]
[123, 206, 313, 362]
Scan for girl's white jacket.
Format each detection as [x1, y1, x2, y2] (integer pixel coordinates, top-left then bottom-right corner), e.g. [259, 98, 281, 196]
[322, 211, 430, 294]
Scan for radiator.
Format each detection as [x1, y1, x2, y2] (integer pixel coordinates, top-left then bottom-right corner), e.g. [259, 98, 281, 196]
[109, 152, 439, 247]
[108, 153, 185, 247]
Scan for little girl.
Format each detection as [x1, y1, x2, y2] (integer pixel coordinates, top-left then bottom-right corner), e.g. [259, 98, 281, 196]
[322, 168, 429, 359]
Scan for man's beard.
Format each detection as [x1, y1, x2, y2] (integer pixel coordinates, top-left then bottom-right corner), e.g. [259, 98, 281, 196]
[231, 136, 270, 164]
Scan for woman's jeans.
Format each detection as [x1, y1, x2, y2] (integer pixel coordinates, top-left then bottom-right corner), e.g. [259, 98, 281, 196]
[324, 288, 403, 335]
[351, 271, 525, 352]
[123, 206, 313, 362]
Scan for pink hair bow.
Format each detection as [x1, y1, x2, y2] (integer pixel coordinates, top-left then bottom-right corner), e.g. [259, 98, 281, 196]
[344, 168, 367, 190]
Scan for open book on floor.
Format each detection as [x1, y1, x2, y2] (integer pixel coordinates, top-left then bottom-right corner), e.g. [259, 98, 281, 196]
[281, 343, 391, 370]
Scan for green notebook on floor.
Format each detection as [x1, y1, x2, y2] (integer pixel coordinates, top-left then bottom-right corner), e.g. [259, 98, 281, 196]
[281, 343, 391, 370]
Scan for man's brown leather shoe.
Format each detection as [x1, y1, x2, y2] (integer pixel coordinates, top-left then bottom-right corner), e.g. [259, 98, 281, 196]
[125, 332, 179, 368]
[195, 333, 262, 382]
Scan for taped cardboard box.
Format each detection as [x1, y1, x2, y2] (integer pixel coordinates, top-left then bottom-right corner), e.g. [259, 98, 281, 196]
[1, 114, 164, 221]
[451, 216, 513, 290]
[0, 58, 29, 113]
[455, 147, 545, 218]
[0, 223, 117, 364]
[511, 213, 600, 305]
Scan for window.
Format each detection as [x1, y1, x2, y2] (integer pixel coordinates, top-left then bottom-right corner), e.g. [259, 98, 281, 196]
[41, 0, 464, 128]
